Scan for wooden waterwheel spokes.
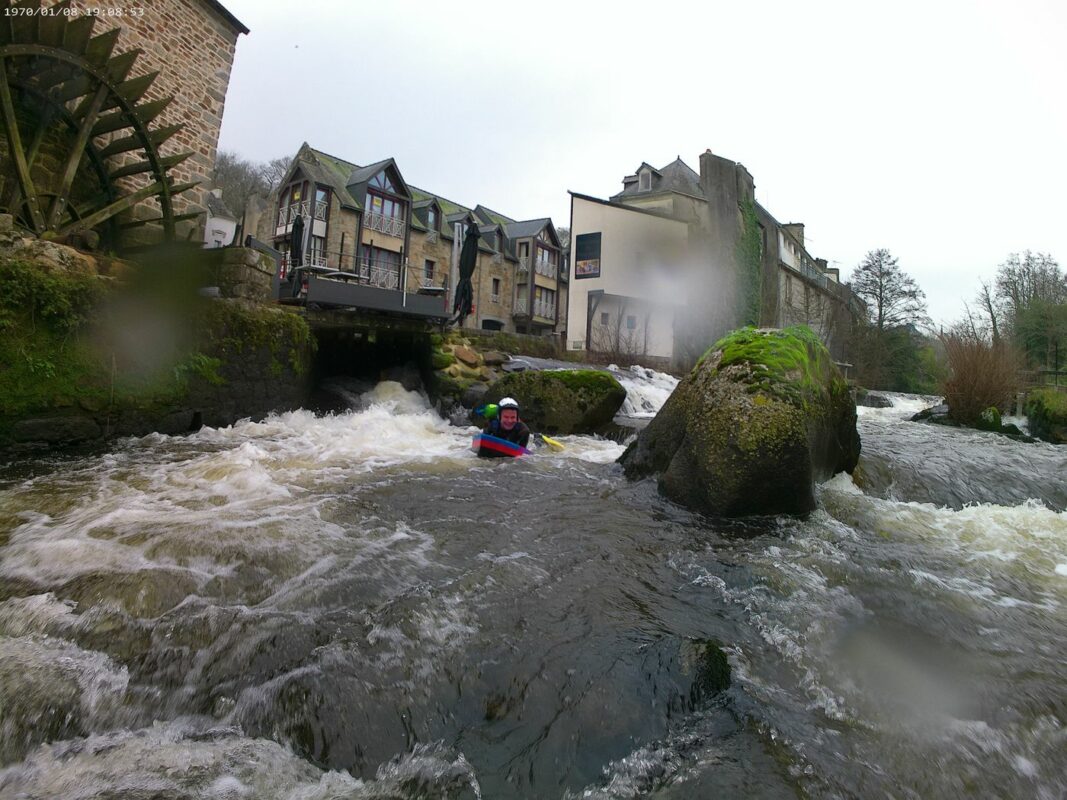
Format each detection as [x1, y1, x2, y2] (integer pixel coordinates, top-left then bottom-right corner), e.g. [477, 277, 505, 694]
[0, 0, 197, 250]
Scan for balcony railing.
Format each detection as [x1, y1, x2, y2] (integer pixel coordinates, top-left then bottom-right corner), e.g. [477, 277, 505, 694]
[278, 246, 449, 295]
[490, 293, 501, 304]
[364, 212, 405, 238]
[534, 300, 556, 319]
[279, 251, 329, 277]
[354, 258, 400, 289]
[517, 257, 529, 274]
[534, 259, 558, 279]
[277, 200, 327, 227]
[425, 230, 438, 244]
[514, 297, 528, 315]
[491, 253, 503, 265]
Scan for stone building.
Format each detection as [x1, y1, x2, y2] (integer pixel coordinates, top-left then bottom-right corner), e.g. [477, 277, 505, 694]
[566, 149, 864, 369]
[45, 0, 248, 235]
[256, 143, 566, 335]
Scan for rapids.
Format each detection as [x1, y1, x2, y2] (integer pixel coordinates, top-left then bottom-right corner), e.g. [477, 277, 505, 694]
[0, 379, 1064, 799]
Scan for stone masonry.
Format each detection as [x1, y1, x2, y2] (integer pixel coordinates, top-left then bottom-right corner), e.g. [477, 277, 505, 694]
[45, 0, 247, 238]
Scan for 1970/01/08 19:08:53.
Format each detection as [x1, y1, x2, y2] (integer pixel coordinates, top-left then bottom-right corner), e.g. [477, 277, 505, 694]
[3, 6, 146, 17]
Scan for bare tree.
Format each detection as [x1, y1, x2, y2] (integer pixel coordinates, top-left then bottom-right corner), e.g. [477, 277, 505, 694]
[977, 279, 1001, 344]
[212, 151, 295, 216]
[261, 156, 293, 193]
[849, 249, 931, 331]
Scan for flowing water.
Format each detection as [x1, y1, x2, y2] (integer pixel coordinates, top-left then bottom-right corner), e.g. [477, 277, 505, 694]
[0, 377, 1065, 799]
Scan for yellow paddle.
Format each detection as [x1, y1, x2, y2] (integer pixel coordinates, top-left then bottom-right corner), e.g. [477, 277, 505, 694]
[539, 434, 565, 451]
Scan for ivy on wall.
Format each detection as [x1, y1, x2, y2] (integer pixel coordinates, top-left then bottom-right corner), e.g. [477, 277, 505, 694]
[736, 199, 763, 328]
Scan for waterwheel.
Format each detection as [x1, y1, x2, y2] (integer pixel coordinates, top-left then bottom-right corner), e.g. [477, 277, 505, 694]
[0, 0, 198, 251]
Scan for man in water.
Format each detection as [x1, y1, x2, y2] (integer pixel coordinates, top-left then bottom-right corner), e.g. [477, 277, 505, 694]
[484, 396, 530, 448]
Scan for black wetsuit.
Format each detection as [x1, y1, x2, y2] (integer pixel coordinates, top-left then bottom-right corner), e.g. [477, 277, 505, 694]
[485, 418, 531, 448]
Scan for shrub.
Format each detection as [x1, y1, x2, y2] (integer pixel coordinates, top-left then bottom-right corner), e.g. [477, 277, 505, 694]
[941, 334, 1020, 426]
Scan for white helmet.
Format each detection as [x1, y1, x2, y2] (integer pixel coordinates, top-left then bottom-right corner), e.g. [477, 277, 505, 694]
[498, 397, 520, 411]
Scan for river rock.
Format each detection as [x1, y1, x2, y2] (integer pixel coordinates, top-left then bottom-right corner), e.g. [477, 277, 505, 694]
[619, 326, 860, 517]
[462, 382, 489, 408]
[11, 415, 101, 445]
[482, 350, 507, 367]
[484, 369, 626, 434]
[856, 389, 892, 408]
[453, 345, 481, 368]
[1026, 388, 1067, 444]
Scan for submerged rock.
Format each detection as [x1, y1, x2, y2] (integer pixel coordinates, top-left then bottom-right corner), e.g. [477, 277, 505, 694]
[483, 369, 626, 434]
[618, 326, 860, 517]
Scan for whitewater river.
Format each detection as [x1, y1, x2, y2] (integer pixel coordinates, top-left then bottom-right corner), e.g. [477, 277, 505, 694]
[0, 375, 1065, 799]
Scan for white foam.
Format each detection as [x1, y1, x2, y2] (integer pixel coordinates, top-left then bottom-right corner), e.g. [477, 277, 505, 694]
[610, 365, 679, 419]
[857, 391, 942, 424]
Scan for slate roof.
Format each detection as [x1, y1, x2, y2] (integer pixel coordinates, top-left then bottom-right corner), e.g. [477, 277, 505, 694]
[613, 156, 703, 201]
[473, 204, 515, 226]
[504, 218, 551, 240]
[206, 191, 236, 220]
[288, 145, 362, 210]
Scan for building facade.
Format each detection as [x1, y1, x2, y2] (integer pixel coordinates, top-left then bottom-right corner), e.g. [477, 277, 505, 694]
[255, 143, 567, 334]
[567, 150, 864, 369]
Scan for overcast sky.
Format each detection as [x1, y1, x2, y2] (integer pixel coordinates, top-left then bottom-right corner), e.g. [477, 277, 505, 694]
[217, 0, 1066, 328]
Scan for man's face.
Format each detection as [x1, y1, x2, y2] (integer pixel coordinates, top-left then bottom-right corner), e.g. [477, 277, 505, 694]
[500, 409, 518, 429]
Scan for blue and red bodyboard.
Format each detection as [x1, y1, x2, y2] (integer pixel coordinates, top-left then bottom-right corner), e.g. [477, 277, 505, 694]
[472, 432, 530, 458]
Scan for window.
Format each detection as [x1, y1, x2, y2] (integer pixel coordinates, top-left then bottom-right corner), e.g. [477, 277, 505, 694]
[626, 315, 637, 330]
[600, 312, 609, 325]
[315, 187, 328, 204]
[639, 170, 651, 191]
[425, 259, 435, 282]
[534, 286, 556, 317]
[365, 192, 404, 220]
[427, 207, 437, 229]
[518, 242, 529, 258]
[360, 245, 401, 271]
[492, 278, 500, 296]
[310, 235, 326, 263]
[369, 171, 397, 193]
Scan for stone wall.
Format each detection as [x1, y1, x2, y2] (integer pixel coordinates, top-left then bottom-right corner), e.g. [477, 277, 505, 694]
[0, 233, 312, 451]
[471, 252, 515, 332]
[47, 0, 246, 237]
[199, 246, 275, 301]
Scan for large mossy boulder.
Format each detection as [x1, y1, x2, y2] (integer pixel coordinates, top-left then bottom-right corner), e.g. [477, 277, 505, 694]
[618, 326, 860, 517]
[484, 369, 626, 434]
[1026, 388, 1067, 444]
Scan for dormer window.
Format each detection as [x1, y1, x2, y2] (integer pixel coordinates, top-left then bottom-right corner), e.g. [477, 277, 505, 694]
[639, 170, 651, 192]
[369, 172, 397, 193]
[427, 206, 437, 229]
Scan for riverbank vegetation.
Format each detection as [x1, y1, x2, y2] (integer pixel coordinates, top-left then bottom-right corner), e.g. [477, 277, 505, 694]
[846, 249, 942, 393]
[944, 251, 1066, 425]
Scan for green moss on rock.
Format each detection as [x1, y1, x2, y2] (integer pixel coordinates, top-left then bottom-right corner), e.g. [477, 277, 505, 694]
[1026, 388, 1067, 444]
[432, 350, 456, 370]
[977, 406, 1002, 432]
[0, 251, 314, 447]
[621, 325, 860, 517]
[484, 369, 626, 434]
